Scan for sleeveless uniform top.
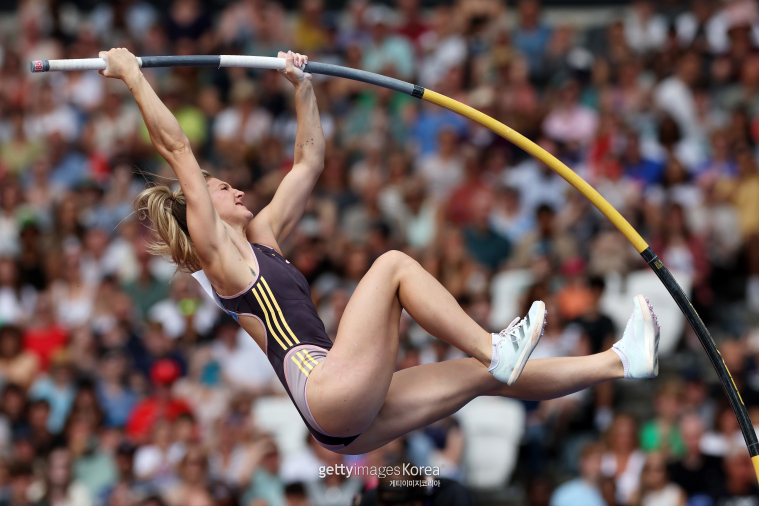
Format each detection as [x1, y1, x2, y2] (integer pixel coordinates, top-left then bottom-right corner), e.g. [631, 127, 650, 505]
[192, 243, 360, 450]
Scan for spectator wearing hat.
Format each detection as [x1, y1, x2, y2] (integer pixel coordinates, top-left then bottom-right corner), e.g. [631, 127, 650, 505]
[125, 358, 191, 443]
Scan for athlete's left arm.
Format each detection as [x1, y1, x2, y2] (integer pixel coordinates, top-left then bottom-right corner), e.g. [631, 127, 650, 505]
[248, 51, 325, 245]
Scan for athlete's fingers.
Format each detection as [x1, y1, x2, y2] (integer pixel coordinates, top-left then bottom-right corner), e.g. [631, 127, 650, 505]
[276, 51, 287, 75]
[98, 51, 109, 77]
[285, 50, 295, 75]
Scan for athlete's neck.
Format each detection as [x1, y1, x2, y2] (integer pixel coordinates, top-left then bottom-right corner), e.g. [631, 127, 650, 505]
[224, 222, 249, 244]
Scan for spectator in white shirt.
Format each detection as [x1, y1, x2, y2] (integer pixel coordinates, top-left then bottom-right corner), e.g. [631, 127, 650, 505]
[654, 51, 703, 147]
[213, 79, 273, 155]
[416, 127, 464, 202]
[625, 0, 669, 53]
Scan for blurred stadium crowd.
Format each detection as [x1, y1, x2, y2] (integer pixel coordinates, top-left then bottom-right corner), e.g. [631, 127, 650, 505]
[1, 0, 759, 504]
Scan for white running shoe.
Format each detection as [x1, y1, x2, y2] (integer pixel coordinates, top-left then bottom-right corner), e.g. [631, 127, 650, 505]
[489, 300, 547, 386]
[611, 295, 661, 379]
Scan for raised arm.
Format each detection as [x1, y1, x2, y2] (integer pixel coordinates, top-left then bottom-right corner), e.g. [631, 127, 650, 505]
[99, 48, 227, 263]
[249, 51, 326, 244]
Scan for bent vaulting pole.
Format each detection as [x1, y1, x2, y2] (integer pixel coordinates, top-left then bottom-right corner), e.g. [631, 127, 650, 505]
[31, 54, 759, 478]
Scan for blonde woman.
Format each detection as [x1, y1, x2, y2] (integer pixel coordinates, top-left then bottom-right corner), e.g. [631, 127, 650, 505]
[99, 47, 661, 454]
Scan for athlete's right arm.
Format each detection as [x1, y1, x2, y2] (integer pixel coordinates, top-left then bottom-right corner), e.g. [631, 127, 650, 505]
[98, 48, 227, 262]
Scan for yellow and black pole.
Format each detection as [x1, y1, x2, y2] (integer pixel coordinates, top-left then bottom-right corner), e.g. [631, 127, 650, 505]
[420, 87, 759, 476]
[32, 54, 759, 478]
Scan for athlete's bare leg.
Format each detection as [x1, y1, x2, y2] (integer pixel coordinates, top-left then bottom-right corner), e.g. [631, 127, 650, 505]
[339, 350, 624, 454]
[307, 251, 493, 437]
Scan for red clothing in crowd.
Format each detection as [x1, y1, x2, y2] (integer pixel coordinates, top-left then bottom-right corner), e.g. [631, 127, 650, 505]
[125, 397, 193, 442]
[22, 325, 68, 371]
[446, 182, 487, 225]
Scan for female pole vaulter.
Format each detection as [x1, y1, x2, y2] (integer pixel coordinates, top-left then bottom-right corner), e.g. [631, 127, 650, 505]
[99, 47, 660, 454]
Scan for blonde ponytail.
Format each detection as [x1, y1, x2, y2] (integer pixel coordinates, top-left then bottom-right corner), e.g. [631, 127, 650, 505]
[134, 171, 211, 273]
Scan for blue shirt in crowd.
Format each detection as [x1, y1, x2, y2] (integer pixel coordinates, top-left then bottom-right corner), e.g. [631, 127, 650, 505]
[550, 478, 607, 506]
[623, 158, 666, 187]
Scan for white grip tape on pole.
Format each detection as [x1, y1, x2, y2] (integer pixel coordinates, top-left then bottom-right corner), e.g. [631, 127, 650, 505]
[41, 57, 144, 72]
[219, 55, 284, 69]
[48, 58, 105, 71]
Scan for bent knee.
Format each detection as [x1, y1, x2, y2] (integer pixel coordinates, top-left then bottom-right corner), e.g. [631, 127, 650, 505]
[372, 250, 417, 278]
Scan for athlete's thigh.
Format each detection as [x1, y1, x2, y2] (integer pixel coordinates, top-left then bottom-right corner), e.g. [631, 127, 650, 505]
[307, 253, 405, 436]
[337, 358, 499, 455]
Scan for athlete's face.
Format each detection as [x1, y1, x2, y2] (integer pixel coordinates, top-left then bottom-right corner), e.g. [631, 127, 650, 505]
[207, 178, 254, 227]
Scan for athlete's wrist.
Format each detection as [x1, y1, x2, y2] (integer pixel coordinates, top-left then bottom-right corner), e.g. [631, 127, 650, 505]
[293, 80, 313, 94]
[123, 68, 142, 89]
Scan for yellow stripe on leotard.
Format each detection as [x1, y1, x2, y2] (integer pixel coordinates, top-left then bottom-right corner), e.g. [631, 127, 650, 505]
[290, 355, 310, 376]
[251, 287, 288, 351]
[255, 283, 294, 348]
[303, 351, 319, 367]
[260, 277, 301, 345]
[295, 351, 314, 371]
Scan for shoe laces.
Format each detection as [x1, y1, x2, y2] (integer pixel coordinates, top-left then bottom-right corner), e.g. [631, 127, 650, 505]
[500, 316, 527, 343]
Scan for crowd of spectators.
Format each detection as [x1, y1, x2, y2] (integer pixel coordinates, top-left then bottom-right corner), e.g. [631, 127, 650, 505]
[0, 0, 759, 504]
